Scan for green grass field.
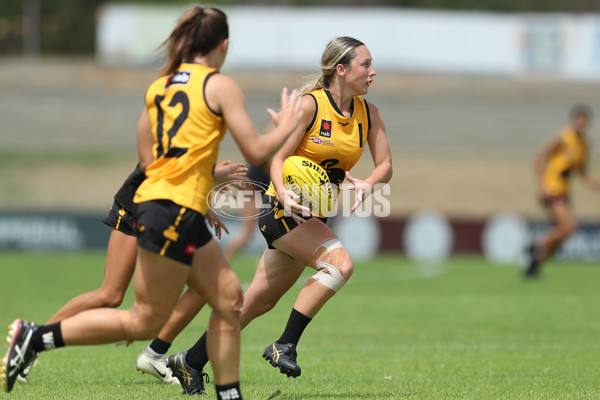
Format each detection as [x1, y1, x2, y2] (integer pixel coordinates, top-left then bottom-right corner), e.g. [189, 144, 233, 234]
[1, 252, 599, 399]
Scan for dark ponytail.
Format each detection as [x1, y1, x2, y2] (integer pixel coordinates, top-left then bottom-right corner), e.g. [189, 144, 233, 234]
[158, 6, 229, 76]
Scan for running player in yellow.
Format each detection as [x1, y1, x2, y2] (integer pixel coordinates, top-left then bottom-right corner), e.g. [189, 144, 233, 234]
[15, 160, 245, 386]
[172, 36, 393, 379]
[1, 6, 303, 399]
[524, 104, 600, 276]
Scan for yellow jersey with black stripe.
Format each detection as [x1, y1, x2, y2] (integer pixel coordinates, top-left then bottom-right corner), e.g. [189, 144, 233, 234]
[541, 127, 588, 196]
[266, 88, 370, 196]
[134, 63, 226, 214]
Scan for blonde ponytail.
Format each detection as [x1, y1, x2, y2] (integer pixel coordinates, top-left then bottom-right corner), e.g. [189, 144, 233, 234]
[298, 36, 365, 96]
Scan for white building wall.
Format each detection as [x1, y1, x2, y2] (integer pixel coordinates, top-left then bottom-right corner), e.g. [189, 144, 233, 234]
[96, 4, 600, 81]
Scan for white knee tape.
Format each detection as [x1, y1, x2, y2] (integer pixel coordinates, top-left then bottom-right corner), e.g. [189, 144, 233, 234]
[313, 239, 343, 255]
[311, 239, 346, 292]
[312, 262, 346, 292]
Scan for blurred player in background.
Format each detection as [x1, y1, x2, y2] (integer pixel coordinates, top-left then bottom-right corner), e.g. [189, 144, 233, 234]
[171, 36, 392, 381]
[524, 104, 600, 276]
[1, 6, 304, 399]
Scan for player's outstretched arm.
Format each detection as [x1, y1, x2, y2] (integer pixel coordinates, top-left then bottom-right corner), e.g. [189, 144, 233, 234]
[206, 74, 303, 165]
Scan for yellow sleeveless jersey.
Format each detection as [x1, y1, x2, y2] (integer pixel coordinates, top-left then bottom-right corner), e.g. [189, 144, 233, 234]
[267, 88, 370, 197]
[541, 127, 588, 196]
[134, 63, 227, 214]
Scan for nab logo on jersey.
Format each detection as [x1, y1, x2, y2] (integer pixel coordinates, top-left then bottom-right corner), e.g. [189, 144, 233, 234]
[166, 71, 191, 88]
[319, 119, 332, 138]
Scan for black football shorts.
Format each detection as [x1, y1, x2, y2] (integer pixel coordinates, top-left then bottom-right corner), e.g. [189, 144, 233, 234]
[258, 195, 327, 249]
[102, 199, 138, 237]
[134, 199, 212, 265]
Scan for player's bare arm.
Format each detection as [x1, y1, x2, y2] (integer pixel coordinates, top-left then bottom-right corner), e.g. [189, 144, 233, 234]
[363, 101, 393, 187]
[207, 74, 302, 165]
[136, 108, 154, 171]
[270, 95, 317, 216]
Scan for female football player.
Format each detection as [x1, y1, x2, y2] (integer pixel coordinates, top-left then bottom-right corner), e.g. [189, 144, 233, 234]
[1, 6, 303, 399]
[135, 157, 271, 387]
[173, 36, 392, 380]
[15, 160, 245, 386]
[524, 104, 600, 276]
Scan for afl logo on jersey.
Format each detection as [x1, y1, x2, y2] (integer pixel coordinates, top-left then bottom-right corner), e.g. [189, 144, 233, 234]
[166, 71, 191, 88]
[319, 119, 332, 138]
[311, 137, 323, 144]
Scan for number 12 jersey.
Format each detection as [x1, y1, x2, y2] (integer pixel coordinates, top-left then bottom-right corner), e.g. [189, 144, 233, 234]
[134, 63, 227, 215]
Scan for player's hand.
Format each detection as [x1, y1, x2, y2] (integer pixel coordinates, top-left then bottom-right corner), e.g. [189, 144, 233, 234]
[281, 189, 311, 224]
[205, 209, 229, 240]
[267, 88, 303, 133]
[346, 171, 372, 214]
[213, 160, 248, 185]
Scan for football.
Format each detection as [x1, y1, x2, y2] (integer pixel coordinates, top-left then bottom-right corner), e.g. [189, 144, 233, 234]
[282, 156, 335, 217]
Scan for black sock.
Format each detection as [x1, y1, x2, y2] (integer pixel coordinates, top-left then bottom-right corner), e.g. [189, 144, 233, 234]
[185, 331, 209, 371]
[32, 322, 65, 353]
[149, 337, 171, 355]
[277, 308, 312, 346]
[216, 381, 242, 400]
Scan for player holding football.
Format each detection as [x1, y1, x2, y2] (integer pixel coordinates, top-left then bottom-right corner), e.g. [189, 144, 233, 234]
[1, 6, 304, 399]
[168, 36, 392, 387]
[524, 104, 600, 276]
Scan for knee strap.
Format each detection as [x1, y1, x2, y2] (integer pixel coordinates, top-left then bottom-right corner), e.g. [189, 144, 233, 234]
[310, 239, 347, 292]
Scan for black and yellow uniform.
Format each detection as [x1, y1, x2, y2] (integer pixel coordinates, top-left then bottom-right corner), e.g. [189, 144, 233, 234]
[247, 162, 270, 192]
[134, 63, 227, 264]
[541, 127, 588, 203]
[259, 88, 371, 248]
[102, 164, 145, 237]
